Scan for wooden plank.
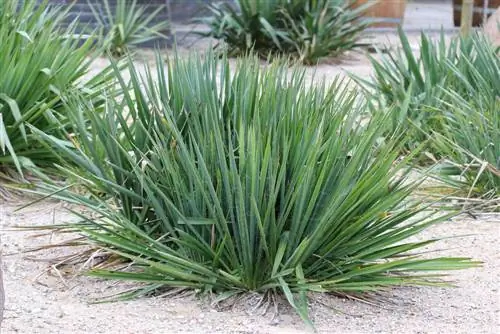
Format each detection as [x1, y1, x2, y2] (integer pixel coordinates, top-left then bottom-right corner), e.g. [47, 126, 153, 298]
[460, 0, 474, 37]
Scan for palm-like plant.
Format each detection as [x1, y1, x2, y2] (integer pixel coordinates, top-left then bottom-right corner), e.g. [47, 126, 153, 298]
[200, 0, 371, 64]
[89, 0, 169, 57]
[33, 53, 477, 326]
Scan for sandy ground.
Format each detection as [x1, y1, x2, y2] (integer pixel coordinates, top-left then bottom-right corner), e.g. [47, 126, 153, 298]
[1, 29, 500, 333]
[1, 200, 499, 334]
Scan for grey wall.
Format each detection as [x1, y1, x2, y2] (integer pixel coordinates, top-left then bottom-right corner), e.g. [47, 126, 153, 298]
[48, 0, 221, 47]
[51, 0, 215, 23]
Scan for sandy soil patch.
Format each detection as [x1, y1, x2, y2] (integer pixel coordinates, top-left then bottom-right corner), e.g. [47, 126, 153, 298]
[1, 200, 498, 334]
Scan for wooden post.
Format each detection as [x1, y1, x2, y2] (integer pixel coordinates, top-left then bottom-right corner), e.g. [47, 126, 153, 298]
[460, 0, 474, 37]
[165, 0, 175, 44]
[483, 0, 490, 23]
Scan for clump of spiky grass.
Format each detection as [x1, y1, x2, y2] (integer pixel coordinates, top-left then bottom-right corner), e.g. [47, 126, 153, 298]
[361, 29, 499, 207]
[199, 0, 371, 64]
[32, 53, 478, 326]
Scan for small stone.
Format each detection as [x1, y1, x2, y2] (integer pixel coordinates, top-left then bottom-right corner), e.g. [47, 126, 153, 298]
[269, 318, 280, 326]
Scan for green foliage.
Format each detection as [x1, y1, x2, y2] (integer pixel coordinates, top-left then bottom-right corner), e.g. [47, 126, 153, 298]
[200, 0, 370, 64]
[362, 29, 499, 145]
[34, 53, 477, 324]
[431, 94, 499, 205]
[0, 0, 112, 177]
[89, 0, 169, 57]
[361, 29, 499, 202]
[432, 35, 499, 203]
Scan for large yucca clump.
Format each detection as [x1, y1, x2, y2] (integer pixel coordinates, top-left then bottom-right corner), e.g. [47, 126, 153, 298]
[35, 53, 476, 325]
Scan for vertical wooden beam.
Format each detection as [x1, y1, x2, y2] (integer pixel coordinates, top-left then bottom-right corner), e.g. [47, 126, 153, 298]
[165, 0, 175, 40]
[460, 0, 474, 37]
[483, 0, 490, 23]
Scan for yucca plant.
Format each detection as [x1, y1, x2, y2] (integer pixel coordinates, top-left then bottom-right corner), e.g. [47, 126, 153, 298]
[360, 29, 499, 206]
[280, 0, 372, 64]
[433, 34, 499, 202]
[33, 53, 477, 326]
[0, 0, 114, 178]
[199, 0, 370, 64]
[428, 69, 499, 208]
[431, 94, 499, 207]
[200, 0, 292, 54]
[89, 0, 169, 57]
[362, 29, 456, 107]
[359, 29, 500, 151]
[357, 29, 460, 150]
